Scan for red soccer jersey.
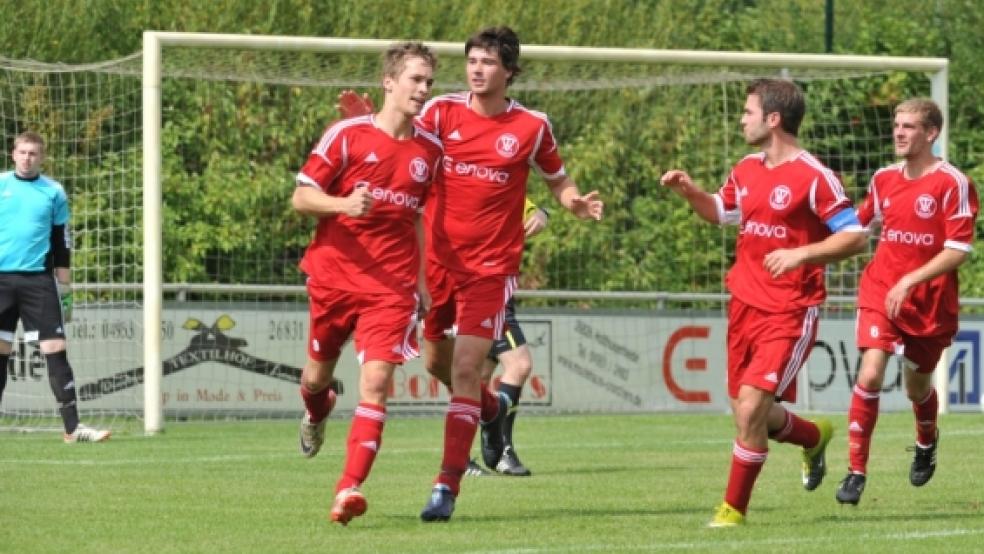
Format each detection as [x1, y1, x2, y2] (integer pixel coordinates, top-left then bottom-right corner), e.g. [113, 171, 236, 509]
[296, 115, 443, 295]
[716, 151, 856, 313]
[416, 92, 566, 276]
[857, 161, 978, 336]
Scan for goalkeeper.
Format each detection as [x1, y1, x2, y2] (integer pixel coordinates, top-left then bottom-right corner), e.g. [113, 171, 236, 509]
[0, 132, 109, 443]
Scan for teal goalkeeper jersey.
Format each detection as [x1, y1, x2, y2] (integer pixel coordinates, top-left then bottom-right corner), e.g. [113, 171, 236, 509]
[0, 170, 70, 272]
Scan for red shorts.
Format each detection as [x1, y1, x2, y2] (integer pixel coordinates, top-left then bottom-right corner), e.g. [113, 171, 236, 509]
[306, 283, 419, 365]
[422, 262, 516, 342]
[856, 307, 952, 373]
[727, 297, 819, 402]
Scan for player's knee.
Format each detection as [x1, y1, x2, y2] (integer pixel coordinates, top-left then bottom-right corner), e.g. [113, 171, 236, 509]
[905, 380, 932, 403]
[45, 350, 77, 406]
[300, 376, 331, 394]
[424, 356, 452, 388]
[300, 360, 335, 393]
[512, 359, 533, 380]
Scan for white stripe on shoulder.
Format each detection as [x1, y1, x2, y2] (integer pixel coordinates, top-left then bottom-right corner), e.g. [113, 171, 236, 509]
[873, 162, 904, 178]
[509, 101, 551, 124]
[413, 125, 443, 150]
[866, 163, 901, 221]
[420, 92, 467, 113]
[798, 151, 848, 202]
[939, 162, 973, 218]
[314, 115, 371, 155]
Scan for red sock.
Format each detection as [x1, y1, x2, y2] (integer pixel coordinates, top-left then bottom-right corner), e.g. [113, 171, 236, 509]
[723, 440, 767, 514]
[769, 407, 821, 448]
[912, 388, 938, 446]
[300, 385, 336, 423]
[435, 396, 481, 496]
[847, 383, 880, 474]
[335, 403, 386, 493]
[479, 383, 499, 423]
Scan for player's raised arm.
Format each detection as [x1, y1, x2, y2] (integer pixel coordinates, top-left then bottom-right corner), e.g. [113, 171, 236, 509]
[660, 169, 720, 223]
[336, 89, 374, 119]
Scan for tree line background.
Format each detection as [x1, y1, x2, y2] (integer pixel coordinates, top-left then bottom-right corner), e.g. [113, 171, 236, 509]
[0, 0, 981, 302]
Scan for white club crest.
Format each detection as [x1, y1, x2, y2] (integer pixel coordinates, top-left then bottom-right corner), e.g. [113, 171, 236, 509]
[769, 184, 792, 210]
[914, 194, 937, 219]
[409, 157, 429, 183]
[495, 133, 519, 158]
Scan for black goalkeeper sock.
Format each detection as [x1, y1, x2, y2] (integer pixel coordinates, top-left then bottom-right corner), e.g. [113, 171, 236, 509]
[0, 353, 8, 404]
[498, 382, 522, 446]
[46, 351, 79, 433]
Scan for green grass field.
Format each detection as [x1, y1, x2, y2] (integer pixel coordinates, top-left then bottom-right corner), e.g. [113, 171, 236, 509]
[2, 411, 983, 553]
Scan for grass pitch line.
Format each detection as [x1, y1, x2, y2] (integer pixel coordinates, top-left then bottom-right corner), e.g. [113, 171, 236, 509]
[464, 527, 984, 553]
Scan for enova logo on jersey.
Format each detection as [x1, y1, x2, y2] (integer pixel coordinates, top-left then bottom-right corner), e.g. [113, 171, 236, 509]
[442, 155, 510, 184]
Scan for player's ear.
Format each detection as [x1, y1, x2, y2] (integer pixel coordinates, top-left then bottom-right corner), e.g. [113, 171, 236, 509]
[766, 111, 782, 130]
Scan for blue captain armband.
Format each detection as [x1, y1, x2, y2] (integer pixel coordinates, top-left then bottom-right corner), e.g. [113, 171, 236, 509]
[826, 208, 862, 233]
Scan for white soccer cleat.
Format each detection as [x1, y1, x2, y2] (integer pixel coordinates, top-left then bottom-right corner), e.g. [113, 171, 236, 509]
[299, 412, 327, 458]
[64, 424, 111, 443]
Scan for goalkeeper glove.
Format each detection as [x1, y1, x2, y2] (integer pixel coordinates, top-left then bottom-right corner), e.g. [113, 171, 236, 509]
[57, 281, 73, 323]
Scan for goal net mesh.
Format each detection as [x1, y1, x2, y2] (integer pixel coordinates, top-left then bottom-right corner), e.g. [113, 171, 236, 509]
[0, 43, 933, 430]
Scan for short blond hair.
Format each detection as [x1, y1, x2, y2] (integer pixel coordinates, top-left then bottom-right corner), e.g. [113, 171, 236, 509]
[382, 42, 436, 80]
[895, 98, 943, 132]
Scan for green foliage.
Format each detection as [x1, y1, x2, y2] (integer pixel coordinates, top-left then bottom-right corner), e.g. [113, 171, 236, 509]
[1, 0, 981, 296]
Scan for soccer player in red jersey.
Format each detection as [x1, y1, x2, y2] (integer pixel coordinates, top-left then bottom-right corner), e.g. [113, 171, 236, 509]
[661, 79, 867, 527]
[332, 94, 549, 478]
[291, 42, 442, 526]
[835, 98, 978, 506]
[473, 198, 550, 477]
[417, 26, 603, 522]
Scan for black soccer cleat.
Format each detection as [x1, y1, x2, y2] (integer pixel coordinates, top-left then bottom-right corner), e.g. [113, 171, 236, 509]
[480, 392, 509, 469]
[465, 458, 491, 477]
[495, 445, 532, 476]
[909, 429, 939, 487]
[835, 472, 866, 505]
[420, 485, 456, 522]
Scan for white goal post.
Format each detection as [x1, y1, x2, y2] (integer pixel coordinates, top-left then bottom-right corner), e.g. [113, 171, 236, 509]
[140, 31, 949, 435]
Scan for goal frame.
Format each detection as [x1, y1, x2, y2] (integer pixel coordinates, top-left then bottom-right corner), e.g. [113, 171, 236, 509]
[141, 31, 950, 434]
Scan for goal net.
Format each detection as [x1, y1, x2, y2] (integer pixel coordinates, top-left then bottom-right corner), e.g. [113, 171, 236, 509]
[0, 54, 143, 433]
[0, 34, 948, 434]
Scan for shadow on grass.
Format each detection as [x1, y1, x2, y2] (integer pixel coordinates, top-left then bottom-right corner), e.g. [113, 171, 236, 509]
[535, 464, 692, 476]
[817, 509, 984, 524]
[374, 504, 709, 526]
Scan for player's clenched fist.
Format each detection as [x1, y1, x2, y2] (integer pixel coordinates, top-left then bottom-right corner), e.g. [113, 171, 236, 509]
[343, 184, 373, 217]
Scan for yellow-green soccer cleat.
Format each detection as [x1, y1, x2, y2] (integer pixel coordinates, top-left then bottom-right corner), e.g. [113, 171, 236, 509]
[707, 502, 745, 528]
[802, 418, 833, 491]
